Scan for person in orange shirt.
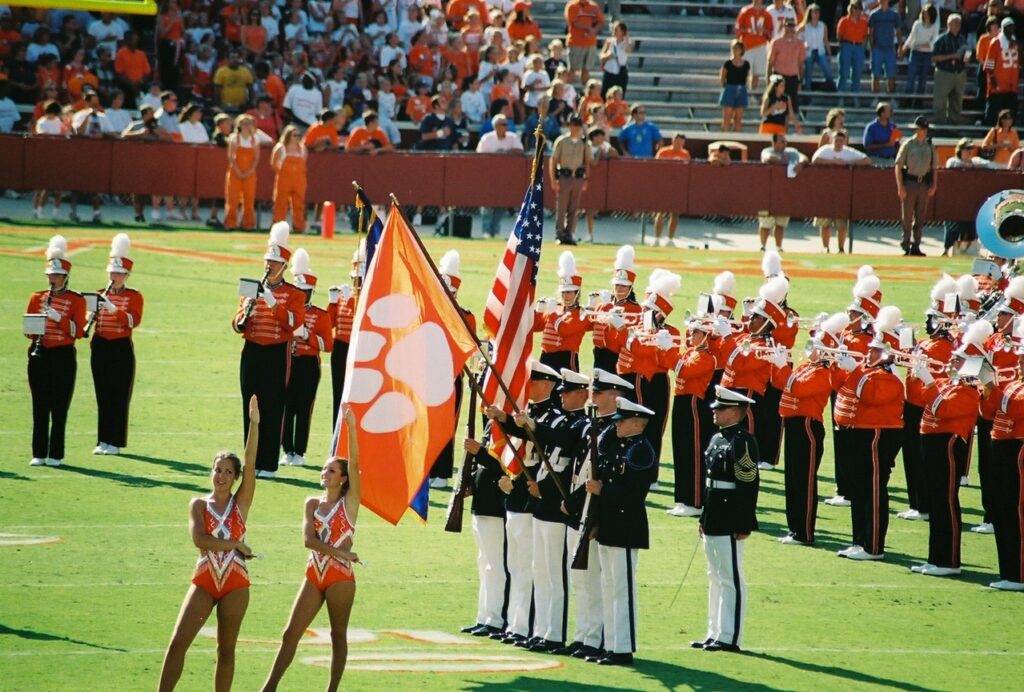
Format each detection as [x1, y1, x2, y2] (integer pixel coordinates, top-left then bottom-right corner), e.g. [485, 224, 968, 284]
[447, 0, 488, 30]
[408, 31, 437, 86]
[115, 31, 151, 106]
[668, 318, 716, 517]
[303, 109, 343, 152]
[653, 133, 691, 245]
[345, 111, 392, 153]
[565, 0, 606, 83]
[508, 1, 543, 43]
[225, 115, 260, 230]
[982, 109, 1020, 165]
[404, 81, 432, 123]
[533, 252, 593, 372]
[157, 0, 185, 92]
[577, 79, 603, 117]
[255, 62, 287, 115]
[981, 17, 1020, 125]
[443, 34, 475, 87]
[975, 16, 1001, 116]
[604, 85, 629, 127]
[835, 1, 868, 94]
[240, 7, 268, 59]
[272, 125, 307, 233]
[63, 49, 99, 102]
[735, 0, 774, 91]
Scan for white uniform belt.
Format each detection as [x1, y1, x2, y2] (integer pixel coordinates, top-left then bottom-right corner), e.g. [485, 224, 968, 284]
[707, 480, 737, 490]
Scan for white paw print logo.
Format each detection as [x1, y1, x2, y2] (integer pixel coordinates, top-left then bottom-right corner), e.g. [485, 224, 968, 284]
[347, 294, 456, 433]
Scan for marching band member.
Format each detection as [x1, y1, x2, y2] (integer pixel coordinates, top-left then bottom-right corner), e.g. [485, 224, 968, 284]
[693, 386, 759, 653]
[90, 233, 143, 456]
[585, 398, 658, 666]
[974, 276, 1024, 534]
[430, 251, 478, 488]
[909, 327, 985, 577]
[328, 247, 362, 435]
[159, 396, 259, 692]
[755, 251, 795, 471]
[534, 251, 592, 372]
[957, 273, 982, 316]
[899, 275, 958, 520]
[775, 313, 849, 545]
[825, 271, 881, 507]
[705, 271, 739, 401]
[591, 245, 641, 373]
[614, 270, 682, 471]
[988, 321, 1024, 591]
[280, 249, 333, 468]
[561, 368, 634, 660]
[833, 305, 905, 561]
[25, 235, 86, 467]
[232, 222, 306, 479]
[668, 311, 716, 517]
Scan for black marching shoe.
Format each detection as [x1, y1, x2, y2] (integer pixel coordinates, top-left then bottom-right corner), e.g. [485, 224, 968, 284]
[703, 640, 742, 653]
[528, 639, 565, 653]
[514, 635, 542, 648]
[472, 625, 503, 637]
[460, 623, 483, 634]
[553, 641, 584, 656]
[498, 631, 523, 645]
[572, 645, 603, 659]
[596, 652, 635, 666]
[690, 638, 714, 649]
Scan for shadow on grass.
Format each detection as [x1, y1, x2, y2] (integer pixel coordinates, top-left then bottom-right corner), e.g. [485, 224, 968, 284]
[0, 624, 126, 652]
[462, 661, 781, 691]
[54, 464, 208, 493]
[0, 469, 31, 481]
[750, 651, 935, 691]
[120, 453, 208, 476]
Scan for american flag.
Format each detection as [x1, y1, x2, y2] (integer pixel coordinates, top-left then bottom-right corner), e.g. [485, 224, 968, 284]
[481, 158, 545, 473]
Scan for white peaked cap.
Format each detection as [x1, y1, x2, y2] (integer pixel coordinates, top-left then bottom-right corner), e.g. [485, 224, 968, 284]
[713, 270, 736, 296]
[874, 305, 902, 334]
[762, 250, 782, 278]
[557, 251, 582, 291]
[956, 274, 978, 301]
[264, 221, 292, 262]
[930, 275, 958, 302]
[592, 368, 634, 390]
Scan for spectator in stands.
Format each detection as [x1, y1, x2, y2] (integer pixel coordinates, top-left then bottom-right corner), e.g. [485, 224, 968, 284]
[6, 42, 37, 104]
[476, 113, 525, 236]
[932, 13, 970, 124]
[942, 138, 991, 255]
[974, 16, 1000, 115]
[868, 0, 901, 94]
[491, 68, 523, 122]
[249, 96, 284, 141]
[88, 13, 124, 56]
[477, 46, 501, 101]
[283, 72, 323, 128]
[604, 84, 629, 127]
[901, 3, 939, 94]
[304, 108, 343, 151]
[508, 1, 543, 43]
[139, 82, 163, 112]
[241, 7, 269, 60]
[213, 50, 255, 114]
[736, 0, 774, 92]
[578, 78, 603, 117]
[768, 18, 805, 114]
[836, 1, 868, 95]
[619, 104, 663, 157]
[895, 115, 937, 256]
[63, 49, 98, 104]
[760, 74, 801, 134]
[565, 0, 606, 84]
[862, 101, 900, 158]
[32, 100, 66, 219]
[599, 20, 632, 98]
[381, 32, 407, 73]
[1009, 144, 1024, 170]
[810, 129, 870, 252]
[178, 103, 209, 223]
[521, 53, 550, 115]
[0, 82, 19, 133]
[26, 27, 59, 64]
[767, 0, 797, 42]
[92, 47, 116, 102]
[982, 108, 1020, 165]
[545, 39, 568, 79]
[104, 89, 132, 134]
[554, 64, 579, 109]
[419, 95, 458, 150]
[461, 76, 488, 126]
[653, 133, 691, 246]
[345, 111, 391, 153]
[547, 79, 572, 126]
[155, 91, 181, 141]
[819, 106, 845, 144]
[157, 1, 185, 92]
[801, 4, 835, 91]
[758, 133, 807, 251]
[981, 17, 1019, 125]
[720, 40, 752, 132]
[114, 31, 150, 107]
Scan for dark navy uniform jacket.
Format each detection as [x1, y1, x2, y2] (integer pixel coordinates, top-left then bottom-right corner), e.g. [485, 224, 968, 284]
[700, 423, 760, 536]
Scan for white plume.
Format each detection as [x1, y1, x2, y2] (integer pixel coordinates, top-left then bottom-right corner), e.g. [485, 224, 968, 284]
[439, 249, 460, 277]
[956, 274, 978, 301]
[291, 248, 311, 276]
[1006, 276, 1024, 302]
[874, 305, 902, 334]
[650, 270, 682, 298]
[762, 250, 782, 278]
[857, 265, 876, 280]
[759, 275, 789, 304]
[557, 251, 577, 279]
[963, 320, 994, 347]
[930, 275, 958, 303]
[614, 245, 635, 271]
[713, 270, 736, 296]
[852, 275, 880, 300]
[1014, 318, 1024, 341]
[709, 294, 725, 314]
[46, 234, 68, 260]
[110, 233, 131, 258]
[269, 220, 290, 248]
[820, 312, 850, 336]
[646, 268, 668, 292]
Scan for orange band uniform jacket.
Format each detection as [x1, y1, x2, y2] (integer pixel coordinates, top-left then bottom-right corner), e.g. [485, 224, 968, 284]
[992, 380, 1024, 440]
[533, 305, 593, 354]
[721, 333, 773, 395]
[26, 290, 87, 348]
[776, 361, 839, 421]
[293, 305, 334, 357]
[673, 347, 716, 397]
[705, 331, 738, 373]
[617, 324, 682, 379]
[834, 365, 905, 429]
[93, 287, 144, 340]
[592, 300, 641, 351]
[328, 295, 357, 343]
[981, 333, 1019, 420]
[233, 282, 306, 345]
[920, 378, 981, 440]
[904, 336, 955, 407]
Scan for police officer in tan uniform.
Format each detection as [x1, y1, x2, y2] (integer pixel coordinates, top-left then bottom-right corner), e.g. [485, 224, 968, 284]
[550, 114, 593, 246]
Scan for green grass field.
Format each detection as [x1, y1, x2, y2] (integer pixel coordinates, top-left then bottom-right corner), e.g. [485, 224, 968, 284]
[1, 223, 1022, 691]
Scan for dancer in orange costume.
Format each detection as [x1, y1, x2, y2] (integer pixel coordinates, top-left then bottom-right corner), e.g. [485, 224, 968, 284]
[158, 395, 260, 692]
[271, 125, 307, 233]
[225, 114, 260, 230]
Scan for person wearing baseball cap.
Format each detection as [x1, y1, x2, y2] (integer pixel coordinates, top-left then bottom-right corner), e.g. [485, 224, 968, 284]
[895, 114, 937, 257]
[550, 113, 593, 245]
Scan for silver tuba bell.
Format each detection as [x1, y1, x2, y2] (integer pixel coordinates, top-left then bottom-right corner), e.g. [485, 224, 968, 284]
[977, 190, 1024, 259]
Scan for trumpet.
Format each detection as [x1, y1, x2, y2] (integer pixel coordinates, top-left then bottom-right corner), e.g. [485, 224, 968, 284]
[788, 311, 829, 330]
[682, 312, 745, 334]
[30, 286, 55, 359]
[631, 328, 684, 348]
[237, 266, 272, 331]
[740, 339, 789, 361]
[887, 348, 945, 371]
[83, 279, 114, 338]
[583, 307, 642, 326]
[804, 340, 865, 365]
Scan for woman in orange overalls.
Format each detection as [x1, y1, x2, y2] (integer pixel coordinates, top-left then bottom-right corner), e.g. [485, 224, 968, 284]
[271, 125, 307, 233]
[158, 395, 260, 692]
[263, 406, 361, 692]
[225, 114, 260, 230]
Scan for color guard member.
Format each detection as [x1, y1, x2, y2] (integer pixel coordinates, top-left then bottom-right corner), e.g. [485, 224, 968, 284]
[26, 235, 86, 467]
[280, 249, 333, 468]
[534, 251, 592, 372]
[590, 245, 640, 373]
[232, 222, 306, 479]
[90, 233, 143, 456]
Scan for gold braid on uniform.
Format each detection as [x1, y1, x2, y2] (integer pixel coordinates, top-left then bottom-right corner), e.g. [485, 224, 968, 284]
[734, 443, 757, 482]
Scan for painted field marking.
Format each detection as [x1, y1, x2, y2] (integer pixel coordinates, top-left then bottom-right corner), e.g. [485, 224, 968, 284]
[0, 532, 61, 546]
[301, 652, 563, 673]
[198, 626, 378, 645]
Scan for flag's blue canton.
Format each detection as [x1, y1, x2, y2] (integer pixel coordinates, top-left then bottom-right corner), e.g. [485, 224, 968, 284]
[513, 181, 544, 283]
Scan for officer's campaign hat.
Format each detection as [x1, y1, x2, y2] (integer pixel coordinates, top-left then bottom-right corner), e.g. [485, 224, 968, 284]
[591, 368, 634, 392]
[709, 385, 756, 409]
[557, 368, 591, 393]
[529, 360, 561, 382]
[611, 398, 656, 420]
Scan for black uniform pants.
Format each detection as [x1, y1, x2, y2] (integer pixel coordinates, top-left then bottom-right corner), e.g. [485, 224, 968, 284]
[902, 402, 926, 513]
[282, 354, 320, 456]
[976, 416, 994, 523]
[671, 393, 712, 506]
[430, 373, 465, 480]
[636, 372, 670, 475]
[28, 345, 76, 460]
[756, 383, 784, 466]
[240, 340, 289, 472]
[330, 339, 350, 437]
[848, 427, 900, 555]
[91, 336, 135, 448]
[540, 350, 577, 373]
[831, 394, 851, 497]
[783, 417, 825, 542]
[922, 433, 967, 568]
[592, 346, 618, 374]
[991, 439, 1024, 582]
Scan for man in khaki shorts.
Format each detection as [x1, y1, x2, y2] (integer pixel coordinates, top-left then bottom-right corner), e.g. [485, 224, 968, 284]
[565, 0, 605, 84]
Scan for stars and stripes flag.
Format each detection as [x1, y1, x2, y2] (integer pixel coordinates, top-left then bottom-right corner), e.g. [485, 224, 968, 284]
[481, 149, 545, 474]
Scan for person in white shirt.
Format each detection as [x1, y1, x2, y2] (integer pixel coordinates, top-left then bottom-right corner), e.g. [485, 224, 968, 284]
[767, 0, 797, 40]
[104, 90, 133, 134]
[461, 78, 487, 125]
[522, 54, 551, 110]
[380, 32, 408, 71]
[88, 13, 125, 55]
[810, 129, 870, 252]
[476, 114, 524, 236]
[600, 20, 633, 98]
[284, 74, 324, 127]
[33, 101, 65, 219]
[323, 66, 349, 110]
[375, 76, 402, 145]
[283, 11, 309, 42]
[900, 3, 938, 94]
[0, 89, 19, 133]
[139, 84, 163, 112]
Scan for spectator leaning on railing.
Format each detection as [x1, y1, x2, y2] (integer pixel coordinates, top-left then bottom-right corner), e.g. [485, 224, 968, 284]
[810, 129, 870, 253]
[758, 133, 807, 253]
[476, 113, 524, 238]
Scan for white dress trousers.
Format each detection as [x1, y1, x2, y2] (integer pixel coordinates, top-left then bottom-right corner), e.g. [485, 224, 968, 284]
[704, 534, 747, 647]
[566, 525, 604, 648]
[531, 518, 569, 643]
[472, 514, 508, 628]
[598, 544, 639, 654]
[504, 511, 535, 637]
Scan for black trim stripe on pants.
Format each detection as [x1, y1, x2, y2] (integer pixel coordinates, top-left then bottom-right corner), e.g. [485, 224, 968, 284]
[539, 350, 577, 373]
[922, 432, 966, 568]
[991, 439, 1024, 582]
[240, 340, 290, 472]
[729, 536, 742, 647]
[902, 402, 926, 513]
[783, 416, 824, 542]
[330, 339, 349, 436]
[282, 354, 321, 457]
[848, 427, 899, 555]
[90, 335, 135, 449]
[671, 393, 711, 506]
[28, 344, 76, 460]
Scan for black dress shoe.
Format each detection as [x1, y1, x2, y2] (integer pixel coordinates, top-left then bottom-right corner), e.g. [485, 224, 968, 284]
[460, 623, 483, 634]
[553, 641, 583, 656]
[704, 640, 742, 653]
[499, 632, 522, 645]
[909, 247, 926, 257]
[489, 629, 509, 640]
[473, 625, 503, 637]
[528, 639, 564, 653]
[514, 635, 540, 648]
[572, 645, 602, 659]
[690, 638, 714, 649]
[597, 652, 634, 666]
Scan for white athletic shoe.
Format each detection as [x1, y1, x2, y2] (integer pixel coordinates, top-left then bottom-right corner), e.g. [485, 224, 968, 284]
[279, 453, 294, 466]
[429, 477, 448, 489]
[105, 445, 120, 455]
[921, 565, 961, 577]
[959, 475, 969, 487]
[45, 458, 62, 467]
[757, 461, 774, 471]
[29, 457, 46, 466]
[290, 454, 305, 467]
[256, 470, 277, 479]
[667, 503, 702, 517]
[844, 547, 884, 561]
[989, 580, 1024, 591]
[910, 563, 934, 573]
[971, 522, 995, 534]
[897, 509, 920, 520]
[93, 444, 107, 455]
[33, 207, 42, 219]
[837, 545, 861, 557]
[825, 495, 851, 507]
[779, 535, 811, 545]
[917, 513, 930, 521]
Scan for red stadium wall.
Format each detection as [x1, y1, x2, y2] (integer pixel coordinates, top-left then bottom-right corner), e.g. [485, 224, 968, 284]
[1, 135, 1017, 222]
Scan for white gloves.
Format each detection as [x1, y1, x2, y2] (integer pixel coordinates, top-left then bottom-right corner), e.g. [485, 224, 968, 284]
[837, 355, 857, 372]
[328, 286, 341, 304]
[535, 299, 546, 313]
[599, 289, 611, 304]
[101, 297, 117, 313]
[261, 288, 277, 308]
[294, 325, 309, 339]
[545, 297, 557, 314]
[45, 307, 61, 322]
[655, 329, 673, 351]
[608, 313, 626, 330]
[715, 316, 731, 338]
[978, 364, 995, 386]
[769, 350, 788, 368]
[341, 284, 352, 301]
[913, 365, 934, 386]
